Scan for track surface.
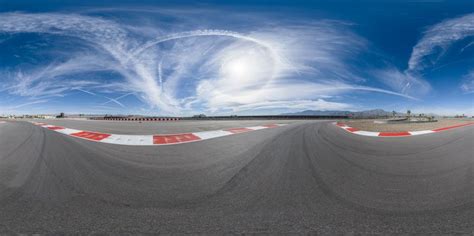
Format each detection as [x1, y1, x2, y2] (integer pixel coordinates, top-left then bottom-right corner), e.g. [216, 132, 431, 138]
[0, 120, 473, 234]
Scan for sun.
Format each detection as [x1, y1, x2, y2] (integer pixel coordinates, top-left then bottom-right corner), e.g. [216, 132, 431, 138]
[218, 48, 273, 89]
[222, 56, 258, 80]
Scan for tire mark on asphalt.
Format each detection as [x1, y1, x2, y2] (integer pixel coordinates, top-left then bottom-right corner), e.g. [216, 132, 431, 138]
[188, 124, 301, 210]
[0, 122, 36, 161]
[0, 123, 46, 205]
[302, 122, 474, 216]
[318, 128, 472, 178]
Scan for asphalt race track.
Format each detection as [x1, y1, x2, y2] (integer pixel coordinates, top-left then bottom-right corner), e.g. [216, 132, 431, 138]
[0, 120, 473, 234]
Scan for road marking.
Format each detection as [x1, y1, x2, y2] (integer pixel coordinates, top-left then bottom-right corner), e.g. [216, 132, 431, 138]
[334, 122, 474, 137]
[262, 124, 279, 128]
[153, 133, 201, 144]
[432, 122, 474, 132]
[245, 126, 268, 130]
[30, 122, 286, 146]
[346, 127, 359, 132]
[33, 122, 48, 126]
[71, 131, 111, 141]
[101, 135, 154, 145]
[352, 131, 380, 136]
[409, 130, 435, 135]
[226, 128, 253, 134]
[56, 128, 82, 135]
[46, 126, 65, 130]
[193, 130, 233, 140]
[378, 131, 411, 137]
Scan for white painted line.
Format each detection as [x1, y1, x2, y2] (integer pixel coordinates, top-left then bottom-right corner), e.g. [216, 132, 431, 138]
[352, 131, 380, 136]
[245, 126, 267, 130]
[33, 122, 47, 126]
[409, 130, 435, 136]
[56, 128, 82, 135]
[100, 134, 154, 145]
[193, 130, 233, 140]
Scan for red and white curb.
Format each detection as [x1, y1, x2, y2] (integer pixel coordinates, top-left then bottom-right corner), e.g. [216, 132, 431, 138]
[31, 122, 286, 145]
[334, 122, 474, 137]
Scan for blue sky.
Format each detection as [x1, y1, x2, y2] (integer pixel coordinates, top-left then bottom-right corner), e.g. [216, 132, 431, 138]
[0, 0, 473, 116]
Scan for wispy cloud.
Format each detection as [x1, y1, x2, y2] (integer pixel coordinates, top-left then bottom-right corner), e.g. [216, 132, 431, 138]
[230, 99, 352, 113]
[74, 88, 135, 108]
[100, 93, 138, 108]
[0, 99, 49, 114]
[1, 55, 111, 98]
[0, 11, 420, 114]
[408, 13, 474, 72]
[11, 99, 49, 109]
[460, 70, 474, 94]
[375, 13, 474, 99]
[373, 68, 431, 96]
[74, 88, 97, 96]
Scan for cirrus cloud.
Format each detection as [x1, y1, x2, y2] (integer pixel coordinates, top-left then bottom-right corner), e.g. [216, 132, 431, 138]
[0, 10, 418, 115]
[408, 13, 474, 72]
[460, 70, 474, 94]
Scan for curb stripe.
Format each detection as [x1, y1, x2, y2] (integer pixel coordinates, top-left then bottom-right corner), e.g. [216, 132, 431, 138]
[432, 122, 474, 132]
[193, 130, 233, 140]
[262, 124, 279, 128]
[101, 135, 153, 145]
[71, 131, 111, 141]
[46, 126, 65, 130]
[226, 128, 253, 134]
[30, 121, 286, 146]
[353, 131, 380, 136]
[56, 128, 82, 135]
[334, 122, 474, 137]
[346, 127, 359, 132]
[409, 130, 435, 135]
[153, 133, 201, 144]
[245, 126, 268, 130]
[378, 131, 411, 137]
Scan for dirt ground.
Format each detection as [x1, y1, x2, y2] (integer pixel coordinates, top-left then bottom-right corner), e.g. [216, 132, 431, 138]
[342, 118, 474, 132]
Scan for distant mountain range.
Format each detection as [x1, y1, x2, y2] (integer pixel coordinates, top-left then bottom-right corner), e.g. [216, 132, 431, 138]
[281, 109, 406, 117]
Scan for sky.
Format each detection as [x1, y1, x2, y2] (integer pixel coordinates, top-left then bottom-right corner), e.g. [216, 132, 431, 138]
[0, 0, 473, 116]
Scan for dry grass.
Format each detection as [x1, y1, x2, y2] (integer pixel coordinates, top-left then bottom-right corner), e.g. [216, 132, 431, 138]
[342, 118, 474, 132]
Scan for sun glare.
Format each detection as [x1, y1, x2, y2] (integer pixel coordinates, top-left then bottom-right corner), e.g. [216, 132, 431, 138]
[218, 49, 273, 89]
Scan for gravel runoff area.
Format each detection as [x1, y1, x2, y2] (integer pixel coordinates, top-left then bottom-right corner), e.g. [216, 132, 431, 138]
[343, 118, 474, 132]
[15, 119, 308, 135]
